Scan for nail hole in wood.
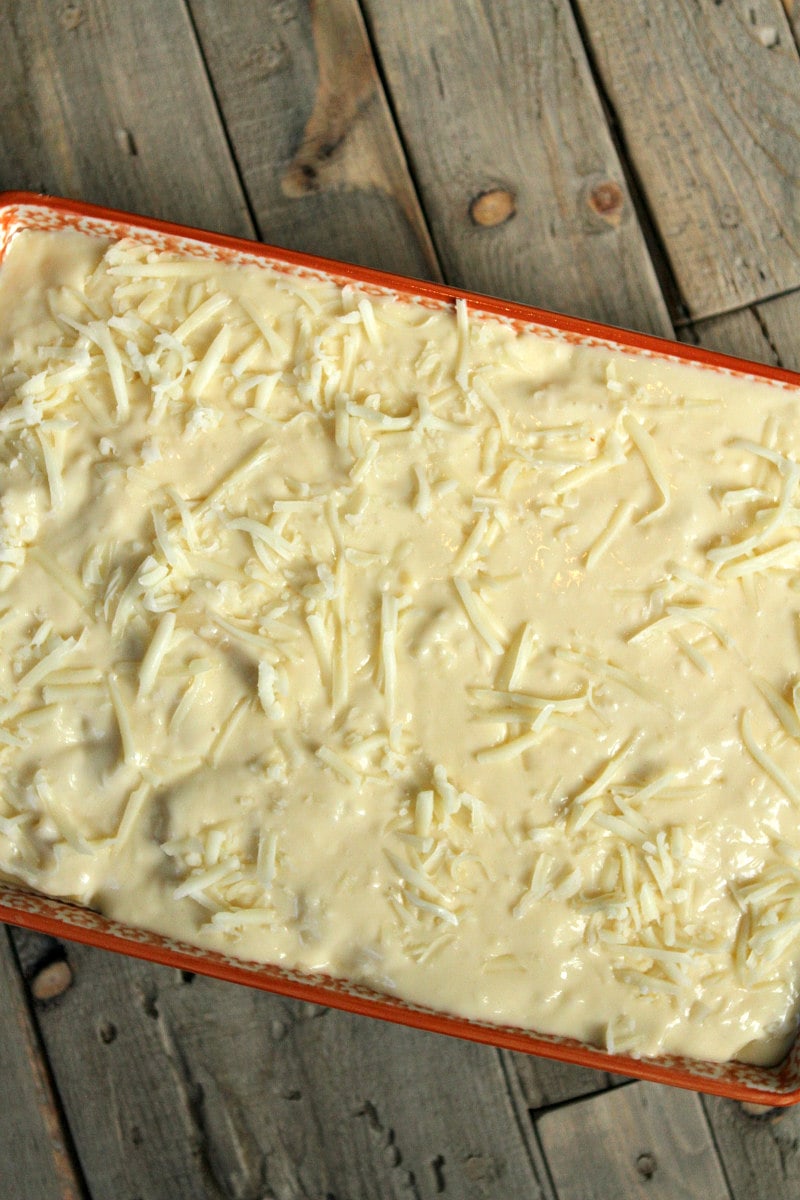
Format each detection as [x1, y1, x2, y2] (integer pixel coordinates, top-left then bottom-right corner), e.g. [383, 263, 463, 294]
[636, 1152, 657, 1180]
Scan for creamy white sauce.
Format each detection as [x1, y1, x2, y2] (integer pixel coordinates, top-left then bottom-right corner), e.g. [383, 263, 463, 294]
[3, 229, 800, 1065]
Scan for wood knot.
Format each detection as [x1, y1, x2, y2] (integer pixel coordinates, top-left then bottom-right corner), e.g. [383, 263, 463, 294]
[239, 38, 288, 77]
[31, 959, 73, 1002]
[587, 180, 625, 227]
[58, 4, 84, 30]
[469, 189, 516, 228]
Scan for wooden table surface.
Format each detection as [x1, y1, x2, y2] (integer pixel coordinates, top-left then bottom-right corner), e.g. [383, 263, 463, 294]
[2, 2, 800, 1197]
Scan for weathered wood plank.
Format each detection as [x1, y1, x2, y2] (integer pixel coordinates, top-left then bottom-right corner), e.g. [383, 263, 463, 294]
[786, 0, 800, 45]
[0, 929, 85, 1200]
[575, 0, 800, 321]
[701, 1096, 800, 1200]
[683, 289, 800, 374]
[752, 291, 800, 373]
[30, 942, 553, 1200]
[536, 1081, 732, 1200]
[0, 0, 252, 235]
[501, 1050, 615, 1111]
[360, 0, 672, 334]
[186, 0, 438, 276]
[167, 979, 555, 1200]
[27, 947, 229, 1200]
[681, 307, 779, 370]
[702, 1096, 800, 1200]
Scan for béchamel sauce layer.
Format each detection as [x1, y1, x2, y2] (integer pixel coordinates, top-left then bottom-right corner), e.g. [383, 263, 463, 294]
[3, 229, 800, 1066]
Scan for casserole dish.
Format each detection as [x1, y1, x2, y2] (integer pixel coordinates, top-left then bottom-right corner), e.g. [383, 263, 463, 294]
[2, 191, 800, 1103]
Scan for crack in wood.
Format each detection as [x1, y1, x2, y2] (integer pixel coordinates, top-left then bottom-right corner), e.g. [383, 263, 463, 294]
[3, 930, 89, 1200]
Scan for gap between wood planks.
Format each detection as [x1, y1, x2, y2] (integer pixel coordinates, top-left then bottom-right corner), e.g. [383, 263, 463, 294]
[495, 1048, 561, 1200]
[184, 0, 439, 277]
[524, 1074, 639, 1122]
[681, 280, 800, 332]
[181, 0, 262, 240]
[356, 0, 444, 280]
[784, 0, 800, 56]
[2, 929, 90, 1200]
[564, 0, 685, 330]
[699, 1090, 739, 1200]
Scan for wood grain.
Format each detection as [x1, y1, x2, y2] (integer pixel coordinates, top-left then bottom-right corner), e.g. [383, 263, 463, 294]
[360, 0, 672, 334]
[29, 943, 553, 1200]
[536, 1082, 732, 1200]
[0, 0, 253, 235]
[186, 0, 438, 276]
[502, 1050, 616, 1111]
[0, 929, 85, 1200]
[682, 308, 781, 370]
[786, 0, 800, 47]
[575, 0, 800, 320]
[701, 1096, 800, 1200]
[684, 289, 800, 373]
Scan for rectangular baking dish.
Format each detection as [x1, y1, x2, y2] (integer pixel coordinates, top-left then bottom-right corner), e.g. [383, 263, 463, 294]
[1, 190, 800, 1105]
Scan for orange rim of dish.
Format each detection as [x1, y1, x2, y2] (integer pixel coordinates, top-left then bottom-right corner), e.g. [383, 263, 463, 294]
[1, 189, 800, 1105]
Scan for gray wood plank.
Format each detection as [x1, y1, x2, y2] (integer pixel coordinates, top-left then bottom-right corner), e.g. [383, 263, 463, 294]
[0, 0, 252, 235]
[31, 942, 553, 1200]
[360, 0, 672, 334]
[0, 929, 85, 1200]
[536, 1082, 732, 1200]
[166, 979, 555, 1200]
[701, 1096, 800, 1200]
[575, 0, 800, 321]
[501, 1050, 615, 1111]
[186, 0, 439, 276]
[682, 288, 800, 373]
[787, 0, 800, 46]
[758, 290, 800, 374]
[27, 948, 226, 1200]
[754, 291, 800, 373]
[681, 307, 780, 370]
